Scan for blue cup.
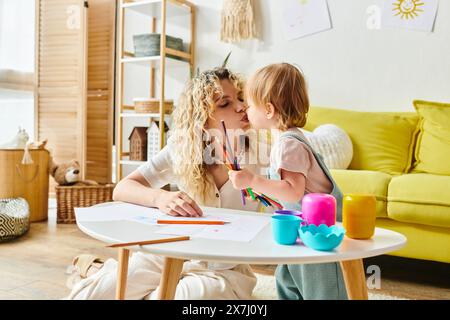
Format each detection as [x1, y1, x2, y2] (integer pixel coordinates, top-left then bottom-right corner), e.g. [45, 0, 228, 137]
[272, 215, 302, 245]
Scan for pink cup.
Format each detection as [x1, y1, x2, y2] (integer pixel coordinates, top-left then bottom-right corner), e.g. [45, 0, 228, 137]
[301, 193, 336, 227]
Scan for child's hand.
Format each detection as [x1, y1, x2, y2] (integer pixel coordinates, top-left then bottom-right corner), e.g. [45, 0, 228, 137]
[228, 168, 255, 190]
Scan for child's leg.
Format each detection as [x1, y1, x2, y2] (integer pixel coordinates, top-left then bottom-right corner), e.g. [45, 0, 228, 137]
[275, 263, 348, 300]
[275, 264, 303, 300]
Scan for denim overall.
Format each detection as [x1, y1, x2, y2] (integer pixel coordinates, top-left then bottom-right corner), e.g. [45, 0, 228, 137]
[269, 130, 348, 300]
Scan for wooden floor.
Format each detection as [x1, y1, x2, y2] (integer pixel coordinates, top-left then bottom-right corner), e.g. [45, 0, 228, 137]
[0, 208, 449, 300]
[0, 210, 116, 299]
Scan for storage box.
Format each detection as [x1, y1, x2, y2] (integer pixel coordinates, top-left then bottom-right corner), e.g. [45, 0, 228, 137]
[133, 33, 184, 59]
[0, 149, 50, 222]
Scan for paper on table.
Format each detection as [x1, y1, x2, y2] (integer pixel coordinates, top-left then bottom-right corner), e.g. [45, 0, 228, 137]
[155, 215, 269, 242]
[75, 202, 159, 222]
[75, 202, 269, 242]
[75, 202, 236, 224]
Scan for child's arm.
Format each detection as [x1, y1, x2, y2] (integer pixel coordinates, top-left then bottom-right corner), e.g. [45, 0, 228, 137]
[228, 168, 306, 203]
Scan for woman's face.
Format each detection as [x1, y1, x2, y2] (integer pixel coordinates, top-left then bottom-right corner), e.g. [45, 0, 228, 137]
[206, 79, 249, 132]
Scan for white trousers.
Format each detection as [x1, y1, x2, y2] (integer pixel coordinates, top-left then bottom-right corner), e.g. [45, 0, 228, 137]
[65, 252, 257, 300]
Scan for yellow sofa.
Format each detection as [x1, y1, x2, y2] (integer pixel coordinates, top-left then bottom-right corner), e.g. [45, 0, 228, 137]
[304, 103, 450, 264]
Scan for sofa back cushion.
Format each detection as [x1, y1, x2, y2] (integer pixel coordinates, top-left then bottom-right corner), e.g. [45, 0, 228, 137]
[412, 100, 450, 175]
[304, 107, 418, 174]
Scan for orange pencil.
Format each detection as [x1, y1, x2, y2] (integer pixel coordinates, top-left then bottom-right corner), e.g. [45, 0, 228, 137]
[157, 220, 227, 225]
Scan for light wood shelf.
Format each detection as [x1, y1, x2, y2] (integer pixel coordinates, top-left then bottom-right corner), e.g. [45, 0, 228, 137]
[121, 55, 189, 67]
[119, 160, 147, 166]
[121, 0, 192, 18]
[120, 112, 167, 118]
[115, 0, 195, 181]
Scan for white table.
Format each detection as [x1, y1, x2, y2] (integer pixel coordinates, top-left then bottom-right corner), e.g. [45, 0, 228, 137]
[77, 203, 407, 300]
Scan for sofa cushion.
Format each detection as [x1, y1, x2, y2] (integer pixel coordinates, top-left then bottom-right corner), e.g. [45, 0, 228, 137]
[412, 100, 450, 175]
[388, 173, 450, 228]
[331, 169, 391, 217]
[305, 107, 418, 174]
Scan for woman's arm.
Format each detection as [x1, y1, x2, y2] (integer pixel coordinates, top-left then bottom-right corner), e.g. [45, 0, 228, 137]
[113, 170, 203, 217]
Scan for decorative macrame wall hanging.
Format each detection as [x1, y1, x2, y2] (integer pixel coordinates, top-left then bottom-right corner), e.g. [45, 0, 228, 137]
[221, 0, 257, 43]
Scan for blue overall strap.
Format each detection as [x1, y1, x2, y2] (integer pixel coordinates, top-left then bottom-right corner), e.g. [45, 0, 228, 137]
[279, 130, 343, 221]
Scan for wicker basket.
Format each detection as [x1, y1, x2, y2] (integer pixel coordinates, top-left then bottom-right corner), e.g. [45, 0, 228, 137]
[133, 98, 174, 113]
[55, 184, 115, 223]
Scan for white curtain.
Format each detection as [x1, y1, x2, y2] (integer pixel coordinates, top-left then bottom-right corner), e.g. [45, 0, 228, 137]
[0, 0, 35, 75]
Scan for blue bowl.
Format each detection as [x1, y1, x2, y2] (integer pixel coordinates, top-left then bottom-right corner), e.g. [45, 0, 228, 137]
[298, 224, 345, 251]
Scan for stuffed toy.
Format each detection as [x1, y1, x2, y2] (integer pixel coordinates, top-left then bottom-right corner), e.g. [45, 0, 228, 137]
[49, 159, 98, 186]
[0, 127, 30, 149]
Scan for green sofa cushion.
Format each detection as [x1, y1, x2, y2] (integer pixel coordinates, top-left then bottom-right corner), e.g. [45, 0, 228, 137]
[330, 169, 392, 218]
[388, 173, 450, 228]
[305, 107, 419, 174]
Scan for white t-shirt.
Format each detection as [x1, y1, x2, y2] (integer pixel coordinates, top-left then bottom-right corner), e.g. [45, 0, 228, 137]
[137, 138, 272, 270]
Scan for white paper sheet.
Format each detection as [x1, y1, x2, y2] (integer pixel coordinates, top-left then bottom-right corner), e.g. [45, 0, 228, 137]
[281, 0, 332, 40]
[75, 202, 158, 222]
[381, 0, 439, 32]
[75, 202, 269, 242]
[75, 202, 235, 224]
[155, 215, 269, 242]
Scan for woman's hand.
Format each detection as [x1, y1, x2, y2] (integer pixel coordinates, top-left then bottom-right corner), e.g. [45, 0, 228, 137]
[156, 191, 203, 217]
[228, 168, 255, 190]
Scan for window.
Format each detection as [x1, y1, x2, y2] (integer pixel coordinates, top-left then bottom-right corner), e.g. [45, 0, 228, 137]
[0, 0, 35, 144]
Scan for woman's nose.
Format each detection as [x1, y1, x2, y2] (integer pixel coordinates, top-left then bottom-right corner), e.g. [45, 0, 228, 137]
[235, 100, 246, 112]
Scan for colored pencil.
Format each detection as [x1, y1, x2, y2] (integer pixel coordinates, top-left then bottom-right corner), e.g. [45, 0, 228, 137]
[157, 220, 227, 225]
[221, 120, 235, 160]
[247, 188, 256, 200]
[107, 236, 190, 248]
[220, 120, 282, 209]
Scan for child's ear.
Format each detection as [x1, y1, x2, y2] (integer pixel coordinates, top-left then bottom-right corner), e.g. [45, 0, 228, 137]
[265, 103, 276, 120]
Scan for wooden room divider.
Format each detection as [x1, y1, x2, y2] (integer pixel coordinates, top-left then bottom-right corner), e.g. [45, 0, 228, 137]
[35, 0, 115, 186]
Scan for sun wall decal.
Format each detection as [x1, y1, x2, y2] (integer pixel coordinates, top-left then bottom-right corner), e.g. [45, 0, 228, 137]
[392, 0, 425, 19]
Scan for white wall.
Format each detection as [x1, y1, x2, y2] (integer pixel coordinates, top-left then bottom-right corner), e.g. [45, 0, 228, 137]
[192, 0, 450, 112]
[120, 0, 450, 176]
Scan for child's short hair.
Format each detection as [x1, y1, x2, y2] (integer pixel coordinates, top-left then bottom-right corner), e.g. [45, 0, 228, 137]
[245, 63, 309, 129]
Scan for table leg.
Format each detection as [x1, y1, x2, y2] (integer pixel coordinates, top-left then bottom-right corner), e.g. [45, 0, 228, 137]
[115, 248, 130, 300]
[158, 257, 185, 300]
[340, 259, 368, 300]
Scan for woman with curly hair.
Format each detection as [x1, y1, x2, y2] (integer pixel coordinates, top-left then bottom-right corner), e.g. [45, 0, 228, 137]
[65, 68, 265, 300]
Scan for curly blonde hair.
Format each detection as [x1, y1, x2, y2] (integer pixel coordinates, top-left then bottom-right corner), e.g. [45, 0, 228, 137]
[171, 68, 244, 204]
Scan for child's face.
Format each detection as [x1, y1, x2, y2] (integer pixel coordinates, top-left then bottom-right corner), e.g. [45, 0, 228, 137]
[245, 98, 278, 130]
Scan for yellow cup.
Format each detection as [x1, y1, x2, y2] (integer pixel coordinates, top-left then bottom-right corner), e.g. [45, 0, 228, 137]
[343, 194, 376, 239]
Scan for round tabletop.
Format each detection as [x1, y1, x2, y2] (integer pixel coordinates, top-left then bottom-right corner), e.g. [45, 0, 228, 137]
[77, 203, 407, 265]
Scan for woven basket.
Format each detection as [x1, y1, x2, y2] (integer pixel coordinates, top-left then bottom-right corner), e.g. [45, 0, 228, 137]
[133, 98, 174, 113]
[55, 184, 115, 223]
